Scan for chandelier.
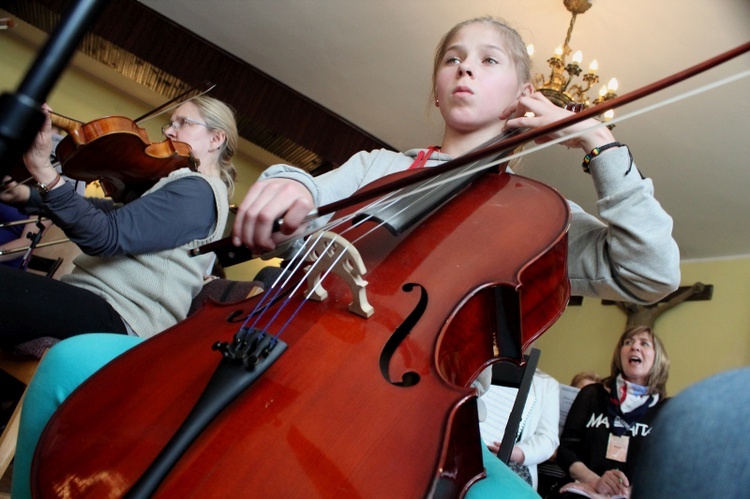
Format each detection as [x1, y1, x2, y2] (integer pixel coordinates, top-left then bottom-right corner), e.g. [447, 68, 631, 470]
[529, 0, 618, 119]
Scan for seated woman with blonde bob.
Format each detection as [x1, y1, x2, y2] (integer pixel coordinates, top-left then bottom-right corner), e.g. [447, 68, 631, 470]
[553, 326, 670, 498]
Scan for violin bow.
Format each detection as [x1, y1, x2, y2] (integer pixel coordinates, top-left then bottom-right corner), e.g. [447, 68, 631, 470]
[133, 80, 216, 124]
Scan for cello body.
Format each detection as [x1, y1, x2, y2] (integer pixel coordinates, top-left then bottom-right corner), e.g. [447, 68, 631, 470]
[33, 168, 570, 498]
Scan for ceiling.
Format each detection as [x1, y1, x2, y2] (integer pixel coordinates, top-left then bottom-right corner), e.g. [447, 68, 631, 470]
[4, 0, 750, 261]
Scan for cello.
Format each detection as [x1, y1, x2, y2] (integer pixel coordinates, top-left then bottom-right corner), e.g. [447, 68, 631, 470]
[32, 154, 570, 497]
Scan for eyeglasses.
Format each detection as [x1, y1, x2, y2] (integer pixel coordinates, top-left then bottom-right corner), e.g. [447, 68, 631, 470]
[161, 117, 210, 134]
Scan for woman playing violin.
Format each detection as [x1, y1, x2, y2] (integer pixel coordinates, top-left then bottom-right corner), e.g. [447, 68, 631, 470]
[12, 16, 680, 499]
[0, 96, 237, 347]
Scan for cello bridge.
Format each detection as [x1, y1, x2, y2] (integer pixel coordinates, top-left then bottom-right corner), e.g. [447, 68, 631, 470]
[303, 231, 374, 318]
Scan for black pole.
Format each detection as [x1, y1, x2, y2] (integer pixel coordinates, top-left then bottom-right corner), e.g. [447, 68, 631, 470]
[0, 0, 108, 173]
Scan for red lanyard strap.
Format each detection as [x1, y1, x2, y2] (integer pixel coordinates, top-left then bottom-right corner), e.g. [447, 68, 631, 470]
[408, 146, 439, 170]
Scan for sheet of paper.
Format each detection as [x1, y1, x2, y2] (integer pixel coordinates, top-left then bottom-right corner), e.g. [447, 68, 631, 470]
[559, 385, 581, 434]
[479, 385, 517, 445]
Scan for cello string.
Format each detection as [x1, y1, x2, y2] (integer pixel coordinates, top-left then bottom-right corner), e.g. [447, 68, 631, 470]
[241, 205, 391, 337]
[249, 165, 478, 341]
[238, 167, 436, 324]
[238, 191, 406, 331]
[239, 187, 423, 338]
[240, 197, 395, 335]
[242, 231, 329, 333]
[240, 151, 476, 334]
[264, 140, 526, 335]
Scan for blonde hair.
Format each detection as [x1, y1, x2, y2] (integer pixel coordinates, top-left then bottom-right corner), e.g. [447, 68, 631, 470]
[430, 16, 532, 106]
[571, 371, 602, 389]
[608, 326, 670, 398]
[190, 96, 238, 197]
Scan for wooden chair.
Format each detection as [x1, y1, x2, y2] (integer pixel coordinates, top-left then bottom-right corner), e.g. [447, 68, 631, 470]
[0, 339, 57, 480]
[25, 254, 63, 278]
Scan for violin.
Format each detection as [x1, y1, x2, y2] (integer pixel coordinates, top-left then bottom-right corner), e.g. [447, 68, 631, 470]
[50, 112, 197, 203]
[1, 81, 213, 202]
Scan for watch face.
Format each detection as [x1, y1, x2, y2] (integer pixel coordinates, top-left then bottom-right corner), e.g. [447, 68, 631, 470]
[37, 176, 59, 194]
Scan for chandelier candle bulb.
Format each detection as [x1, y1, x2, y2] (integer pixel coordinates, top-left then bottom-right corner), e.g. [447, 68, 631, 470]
[572, 50, 583, 66]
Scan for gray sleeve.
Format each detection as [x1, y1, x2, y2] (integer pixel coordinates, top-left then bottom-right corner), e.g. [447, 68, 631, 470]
[260, 149, 404, 230]
[261, 145, 680, 304]
[42, 177, 216, 256]
[567, 147, 681, 303]
[260, 150, 395, 206]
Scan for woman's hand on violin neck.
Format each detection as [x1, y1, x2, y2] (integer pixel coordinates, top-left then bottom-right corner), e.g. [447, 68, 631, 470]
[232, 178, 314, 252]
[22, 103, 56, 180]
[504, 92, 615, 152]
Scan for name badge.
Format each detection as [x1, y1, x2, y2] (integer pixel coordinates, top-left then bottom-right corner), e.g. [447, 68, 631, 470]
[606, 434, 630, 462]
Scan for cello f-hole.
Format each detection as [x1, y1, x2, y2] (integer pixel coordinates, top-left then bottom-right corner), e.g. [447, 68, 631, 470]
[379, 282, 427, 387]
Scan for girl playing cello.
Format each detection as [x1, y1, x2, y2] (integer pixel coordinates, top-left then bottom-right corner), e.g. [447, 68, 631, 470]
[15, 17, 679, 498]
[234, 17, 679, 305]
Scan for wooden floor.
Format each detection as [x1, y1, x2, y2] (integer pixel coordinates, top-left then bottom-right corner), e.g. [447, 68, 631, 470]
[1, 373, 21, 499]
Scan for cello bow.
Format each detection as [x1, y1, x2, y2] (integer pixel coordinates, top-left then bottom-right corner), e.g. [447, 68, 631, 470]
[194, 40, 750, 264]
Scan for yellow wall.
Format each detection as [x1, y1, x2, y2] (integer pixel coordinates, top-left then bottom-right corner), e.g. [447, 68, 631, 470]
[537, 257, 750, 396]
[4, 19, 748, 396]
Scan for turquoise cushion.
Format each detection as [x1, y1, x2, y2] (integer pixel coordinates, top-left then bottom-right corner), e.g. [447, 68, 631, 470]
[466, 445, 541, 498]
